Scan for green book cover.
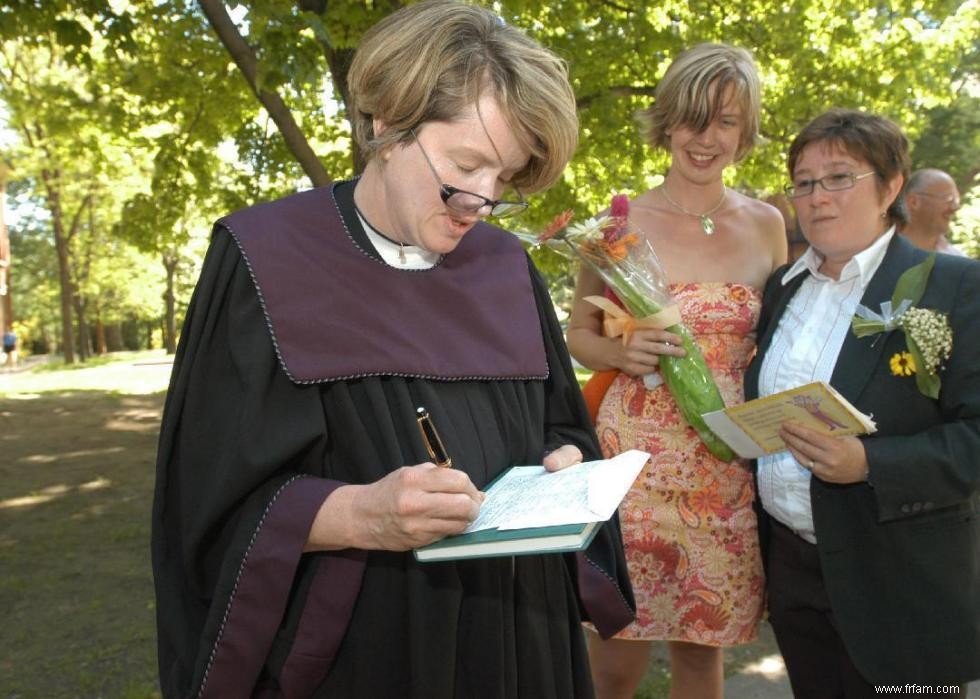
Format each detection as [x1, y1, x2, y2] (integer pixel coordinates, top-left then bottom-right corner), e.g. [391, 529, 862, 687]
[414, 520, 601, 563]
[412, 450, 649, 563]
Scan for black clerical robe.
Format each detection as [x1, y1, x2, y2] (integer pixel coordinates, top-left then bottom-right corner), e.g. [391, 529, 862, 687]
[151, 181, 635, 698]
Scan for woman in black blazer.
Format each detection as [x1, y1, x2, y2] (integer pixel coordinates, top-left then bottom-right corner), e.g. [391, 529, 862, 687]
[745, 108, 980, 697]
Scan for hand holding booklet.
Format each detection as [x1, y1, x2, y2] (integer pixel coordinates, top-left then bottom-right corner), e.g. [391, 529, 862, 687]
[702, 381, 876, 459]
[414, 449, 649, 562]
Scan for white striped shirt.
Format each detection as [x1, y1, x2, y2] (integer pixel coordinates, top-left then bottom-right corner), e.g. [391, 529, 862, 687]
[756, 229, 894, 543]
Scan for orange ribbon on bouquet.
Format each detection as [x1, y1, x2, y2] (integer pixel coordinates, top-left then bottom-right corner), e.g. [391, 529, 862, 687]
[583, 296, 682, 345]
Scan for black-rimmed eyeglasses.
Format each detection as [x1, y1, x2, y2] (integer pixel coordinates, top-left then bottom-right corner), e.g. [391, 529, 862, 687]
[785, 171, 876, 199]
[411, 129, 528, 218]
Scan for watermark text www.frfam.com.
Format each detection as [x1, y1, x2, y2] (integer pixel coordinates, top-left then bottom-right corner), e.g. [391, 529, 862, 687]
[875, 685, 961, 695]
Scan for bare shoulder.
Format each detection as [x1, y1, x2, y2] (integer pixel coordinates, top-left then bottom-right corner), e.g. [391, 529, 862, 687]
[730, 190, 784, 228]
[730, 190, 788, 263]
[627, 188, 671, 231]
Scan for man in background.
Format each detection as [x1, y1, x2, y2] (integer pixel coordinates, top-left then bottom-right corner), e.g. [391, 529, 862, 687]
[2, 328, 16, 367]
[899, 168, 966, 256]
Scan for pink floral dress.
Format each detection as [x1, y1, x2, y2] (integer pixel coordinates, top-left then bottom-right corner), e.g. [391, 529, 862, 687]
[595, 282, 765, 646]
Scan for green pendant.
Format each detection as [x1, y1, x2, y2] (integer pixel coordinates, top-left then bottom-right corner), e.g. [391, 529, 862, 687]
[701, 216, 715, 235]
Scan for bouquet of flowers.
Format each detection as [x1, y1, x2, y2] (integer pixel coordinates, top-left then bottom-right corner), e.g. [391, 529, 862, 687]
[530, 194, 736, 462]
[851, 254, 953, 399]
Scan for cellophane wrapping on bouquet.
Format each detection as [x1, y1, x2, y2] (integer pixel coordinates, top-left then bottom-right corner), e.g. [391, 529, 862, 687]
[528, 195, 736, 462]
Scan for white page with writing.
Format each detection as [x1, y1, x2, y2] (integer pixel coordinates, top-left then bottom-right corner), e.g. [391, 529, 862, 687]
[464, 449, 649, 533]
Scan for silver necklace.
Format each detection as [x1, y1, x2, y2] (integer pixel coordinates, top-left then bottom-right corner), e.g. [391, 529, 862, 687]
[660, 184, 727, 235]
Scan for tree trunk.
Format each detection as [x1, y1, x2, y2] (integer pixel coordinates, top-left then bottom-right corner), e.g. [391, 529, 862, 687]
[163, 253, 178, 354]
[321, 45, 363, 173]
[94, 317, 107, 355]
[73, 292, 90, 361]
[298, 0, 398, 174]
[37, 325, 51, 355]
[39, 168, 76, 364]
[105, 323, 123, 352]
[198, 0, 332, 187]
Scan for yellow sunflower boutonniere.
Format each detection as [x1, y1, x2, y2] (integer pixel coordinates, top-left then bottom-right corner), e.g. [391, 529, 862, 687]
[852, 254, 953, 399]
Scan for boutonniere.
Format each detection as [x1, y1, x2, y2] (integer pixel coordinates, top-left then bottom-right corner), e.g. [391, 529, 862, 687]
[851, 254, 952, 398]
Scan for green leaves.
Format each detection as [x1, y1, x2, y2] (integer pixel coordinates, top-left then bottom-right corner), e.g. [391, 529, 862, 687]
[906, 335, 941, 399]
[891, 254, 935, 308]
[853, 254, 944, 399]
[3, 0, 977, 345]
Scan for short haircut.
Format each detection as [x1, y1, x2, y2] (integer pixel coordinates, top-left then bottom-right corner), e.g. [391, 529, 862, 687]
[347, 0, 578, 193]
[905, 168, 954, 194]
[787, 108, 910, 227]
[636, 43, 761, 161]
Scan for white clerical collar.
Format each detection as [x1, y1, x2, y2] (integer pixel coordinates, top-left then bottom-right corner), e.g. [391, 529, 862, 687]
[356, 211, 441, 270]
[782, 227, 895, 287]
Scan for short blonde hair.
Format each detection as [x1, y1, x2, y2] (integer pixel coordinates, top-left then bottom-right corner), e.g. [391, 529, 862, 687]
[637, 43, 761, 161]
[347, 0, 578, 193]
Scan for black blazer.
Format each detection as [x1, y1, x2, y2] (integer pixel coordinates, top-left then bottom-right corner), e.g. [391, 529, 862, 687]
[745, 234, 980, 686]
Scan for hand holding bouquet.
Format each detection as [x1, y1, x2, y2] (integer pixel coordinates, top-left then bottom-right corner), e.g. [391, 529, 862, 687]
[532, 195, 736, 462]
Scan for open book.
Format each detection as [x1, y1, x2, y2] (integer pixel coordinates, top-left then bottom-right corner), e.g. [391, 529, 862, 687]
[702, 381, 876, 459]
[414, 449, 649, 562]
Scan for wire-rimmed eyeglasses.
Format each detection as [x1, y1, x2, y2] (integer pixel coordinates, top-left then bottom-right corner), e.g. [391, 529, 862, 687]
[785, 171, 877, 199]
[912, 191, 960, 208]
[411, 129, 528, 218]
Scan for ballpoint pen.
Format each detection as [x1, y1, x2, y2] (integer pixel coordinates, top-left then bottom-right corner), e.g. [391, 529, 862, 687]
[416, 406, 453, 468]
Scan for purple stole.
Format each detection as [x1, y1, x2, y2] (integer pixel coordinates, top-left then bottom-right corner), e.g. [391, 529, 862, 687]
[218, 184, 548, 383]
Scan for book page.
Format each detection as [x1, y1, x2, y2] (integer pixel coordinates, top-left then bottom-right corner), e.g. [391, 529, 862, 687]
[465, 450, 649, 532]
[701, 410, 766, 459]
[720, 382, 875, 455]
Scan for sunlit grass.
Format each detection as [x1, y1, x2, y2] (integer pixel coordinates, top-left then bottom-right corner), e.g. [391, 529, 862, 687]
[0, 388, 163, 697]
[0, 350, 173, 396]
[32, 353, 124, 372]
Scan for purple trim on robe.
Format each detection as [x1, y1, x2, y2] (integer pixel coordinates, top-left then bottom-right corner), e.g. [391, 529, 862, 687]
[276, 548, 366, 696]
[218, 185, 548, 384]
[575, 551, 635, 639]
[198, 477, 366, 699]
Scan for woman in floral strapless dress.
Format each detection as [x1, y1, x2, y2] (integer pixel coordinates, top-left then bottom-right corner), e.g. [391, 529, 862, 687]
[597, 282, 764, 644]
[567, 44, 787, 699]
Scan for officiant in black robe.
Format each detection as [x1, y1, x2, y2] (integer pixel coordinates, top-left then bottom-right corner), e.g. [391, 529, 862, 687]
[151, 3, 634, 697]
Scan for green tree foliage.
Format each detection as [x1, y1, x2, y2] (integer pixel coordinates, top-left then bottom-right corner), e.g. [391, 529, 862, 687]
[0, 33, 119, 361]
[912, 96, 980, 190]
[108, 1, 265, 351]
[1, 0, 977, 350]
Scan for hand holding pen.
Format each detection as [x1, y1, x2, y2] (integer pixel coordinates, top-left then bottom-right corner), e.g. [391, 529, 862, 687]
[304, 406, 482, 552]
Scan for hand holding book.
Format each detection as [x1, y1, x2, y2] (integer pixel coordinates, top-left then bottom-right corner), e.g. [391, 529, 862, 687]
[778, 419, 875, 485]
[414, 450, 650, 562]
[702, 382, 876, 459]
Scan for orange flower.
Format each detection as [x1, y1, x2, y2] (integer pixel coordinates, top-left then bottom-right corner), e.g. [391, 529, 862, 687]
[539, 209, 574, 242]
[600, 232, 639, 261]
